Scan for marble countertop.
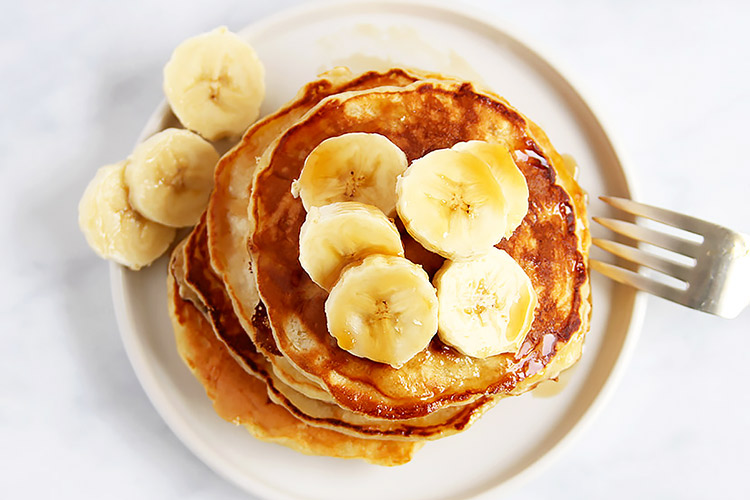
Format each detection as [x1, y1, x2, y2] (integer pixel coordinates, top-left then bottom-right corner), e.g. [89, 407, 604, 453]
[2, 0, 748, 498]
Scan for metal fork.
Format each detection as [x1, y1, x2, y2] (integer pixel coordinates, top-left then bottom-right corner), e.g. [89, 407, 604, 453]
[591, 196, 750, 319]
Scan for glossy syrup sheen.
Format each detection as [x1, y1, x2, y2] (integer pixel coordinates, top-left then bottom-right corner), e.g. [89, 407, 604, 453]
[249, 78, 591, 419]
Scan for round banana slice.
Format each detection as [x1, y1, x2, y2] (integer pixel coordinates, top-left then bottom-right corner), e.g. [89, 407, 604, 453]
[396, 148, 507, 260]
[433, 247, 537, 358]
[125, 128, 219, 228]
[291, 133, 408, 215]
[299, 201, 404, 290]
[452, 141, 529, 238]
[326, 254, 438, 368]
[78, 163, 176, 271]
[163, 26, 265, 141]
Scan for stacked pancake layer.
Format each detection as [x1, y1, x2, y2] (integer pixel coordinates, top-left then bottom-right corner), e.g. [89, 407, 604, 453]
[166, 67, 591, 465]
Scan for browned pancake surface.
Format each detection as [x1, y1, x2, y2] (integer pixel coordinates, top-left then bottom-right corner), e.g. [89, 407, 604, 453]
[250, 80, 590, 419]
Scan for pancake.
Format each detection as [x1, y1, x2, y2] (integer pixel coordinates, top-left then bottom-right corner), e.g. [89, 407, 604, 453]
[206, 67, 473, 406]
[248, 78, 591, 420]
[205, 67, 424, 368]
[166, 253, 421, 465]
[181, 217, 500, 440]
[185, 215, 330, 401]
[204, 68, 443, 403]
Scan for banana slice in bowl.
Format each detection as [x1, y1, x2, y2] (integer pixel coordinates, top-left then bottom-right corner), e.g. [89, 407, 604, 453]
[433, 247, 537, 358]
[125, 128, 219, 228]
[78, 163, 176, 270]
[291, 132, 408, 215]
[298, 201, 404, 291]
[163, 26, 265, 141]
[325, 254, 438, 368]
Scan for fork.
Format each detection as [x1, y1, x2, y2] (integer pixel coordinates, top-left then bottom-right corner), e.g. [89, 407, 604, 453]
[591, 196, 750, 319]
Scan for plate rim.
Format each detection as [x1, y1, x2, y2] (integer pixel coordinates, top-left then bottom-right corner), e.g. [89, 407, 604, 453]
[110, 1, 648, 499]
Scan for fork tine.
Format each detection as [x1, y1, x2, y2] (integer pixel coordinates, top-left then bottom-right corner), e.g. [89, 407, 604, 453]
[600, 196, 711, 237]
[590, 260, 687, 306]
[593, 216, 701, 258]
[592, 238, 694, 282]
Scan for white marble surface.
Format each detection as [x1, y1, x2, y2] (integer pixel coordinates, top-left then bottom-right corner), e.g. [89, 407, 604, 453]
[2, 0, 749, 498]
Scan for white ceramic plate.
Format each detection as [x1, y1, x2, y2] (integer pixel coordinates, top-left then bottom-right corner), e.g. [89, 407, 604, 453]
[110, 2, 646, 499]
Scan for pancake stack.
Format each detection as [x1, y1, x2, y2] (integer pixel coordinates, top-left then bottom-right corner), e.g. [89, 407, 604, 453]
[167, 67, 591, 465]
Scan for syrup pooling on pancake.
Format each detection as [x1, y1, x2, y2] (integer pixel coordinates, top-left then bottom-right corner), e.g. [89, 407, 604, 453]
[249, 79, 590, 419]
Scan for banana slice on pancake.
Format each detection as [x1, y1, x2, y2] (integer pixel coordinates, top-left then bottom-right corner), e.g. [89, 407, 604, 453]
[451, 141, 529, 238]
[125, 128, 219, 228]
[298, 201, 403, 290]
[163, 26, 265, 141]
[291, 133, 408, 215]
[433, 247, 537, 358]
[325, 254, 438, 368]
[78, 163, 176, 270]
[396, 148, 508, 260]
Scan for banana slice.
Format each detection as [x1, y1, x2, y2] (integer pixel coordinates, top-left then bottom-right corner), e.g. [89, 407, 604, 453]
[299, 201, 404, 290]
[163, 26, 265, 141]
[396, 148, 507, 260]
[291, 133, 408, 215]
[452, 141, 529, 238]
[78, 163, 176, 270]
[125, 128, 219, 228]
[433, 247, 537, 358]
[326, 254, 438, 368]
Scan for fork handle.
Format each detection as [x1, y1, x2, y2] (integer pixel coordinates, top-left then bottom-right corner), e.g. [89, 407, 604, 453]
[694, 230, 750, 318]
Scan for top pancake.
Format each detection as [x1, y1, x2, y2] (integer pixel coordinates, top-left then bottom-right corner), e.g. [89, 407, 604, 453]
[249, 78, 591, 419]
[205, 68, 432, 401]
